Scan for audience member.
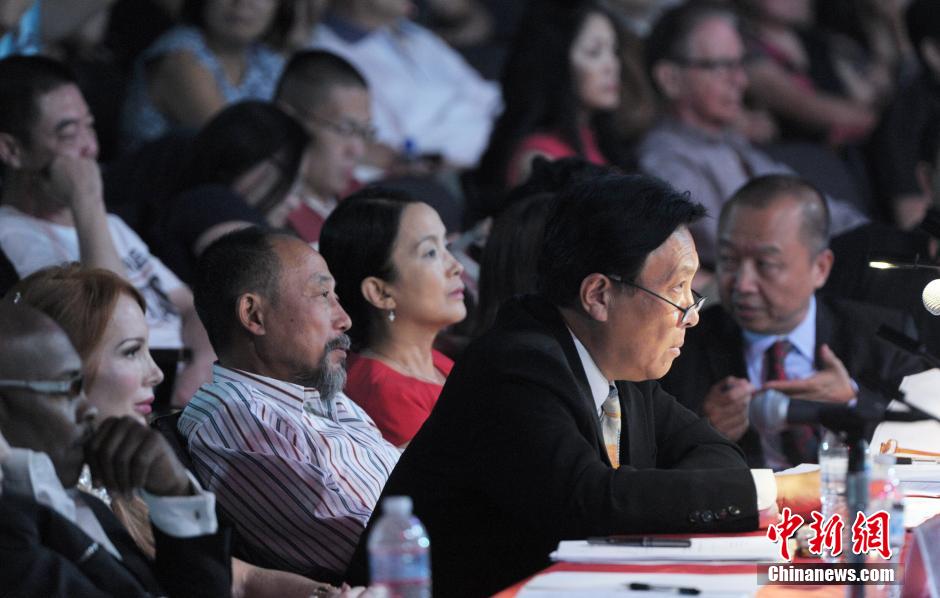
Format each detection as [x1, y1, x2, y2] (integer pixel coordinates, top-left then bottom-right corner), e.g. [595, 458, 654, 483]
[638, 1, 866, 271]
[0, 0, 117, 58]
[310, 0, 501, 169]
[868, 0, 940, 230]
[12, 263, 352, 598]
[477, 0, 623, 193]
[734, 0, 878, 146]
[661, 175, 929, 469]
[121, 0, 292, 148]
[345, 172, 784, 597]
[471, 191, 553, 336]
[275, 50, 372, 244]
[0, 301, 231, 597]
[0, 55, 214, 408]
[320, 188, 465, 447]
[151, 100, 309, 283]
[179, 227, 400, 583]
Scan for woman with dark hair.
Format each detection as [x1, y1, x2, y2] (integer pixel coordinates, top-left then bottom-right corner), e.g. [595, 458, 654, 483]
[476, 0, 623, 194]
[150, 100, 309, 283]
[319, 187, 466, 447]
[121, 0, 293, 148]
[472, 191, 555, 337]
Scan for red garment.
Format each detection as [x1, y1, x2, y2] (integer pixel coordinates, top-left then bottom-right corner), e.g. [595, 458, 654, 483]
[344, 350, 453, 446]
[507, 126, 608, 186]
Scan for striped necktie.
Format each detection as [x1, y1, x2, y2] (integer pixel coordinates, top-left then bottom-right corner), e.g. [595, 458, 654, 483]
[765, 339, 818, 466]
[601, 385, 621, 468]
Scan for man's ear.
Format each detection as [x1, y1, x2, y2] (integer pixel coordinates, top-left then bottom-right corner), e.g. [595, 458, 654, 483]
[579, 273, 614, 322]
[361, 276, 395, 310]
[652, 61, 682, 100]
[236, 293, 266, 336]
[0, 133, 25, 169]
[812, 248, 834, 289]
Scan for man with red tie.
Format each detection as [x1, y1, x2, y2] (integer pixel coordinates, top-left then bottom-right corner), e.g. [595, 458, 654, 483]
[661, 174, 929, 468]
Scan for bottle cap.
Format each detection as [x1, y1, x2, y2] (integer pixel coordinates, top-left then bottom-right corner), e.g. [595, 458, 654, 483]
[382, 495, 413, 516]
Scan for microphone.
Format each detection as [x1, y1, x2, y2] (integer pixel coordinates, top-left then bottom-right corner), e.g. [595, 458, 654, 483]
[876, 325, 940, 369]
[748, 387, 939, 434]
[749, 390, 840, 432]
[924, 279, 940, 315]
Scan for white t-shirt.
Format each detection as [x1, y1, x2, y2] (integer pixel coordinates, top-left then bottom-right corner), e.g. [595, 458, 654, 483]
[0, 205, 184, 348]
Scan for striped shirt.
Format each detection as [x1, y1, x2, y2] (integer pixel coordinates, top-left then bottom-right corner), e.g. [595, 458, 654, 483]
[178, 364, 400, 581]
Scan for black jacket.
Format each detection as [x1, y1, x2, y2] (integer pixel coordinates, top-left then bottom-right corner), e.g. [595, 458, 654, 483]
[346, 295, 761, 597]
[0, 492, 231, 597]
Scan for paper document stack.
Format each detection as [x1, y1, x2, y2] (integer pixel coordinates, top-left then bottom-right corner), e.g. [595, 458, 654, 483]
[550, 536, 780, 564]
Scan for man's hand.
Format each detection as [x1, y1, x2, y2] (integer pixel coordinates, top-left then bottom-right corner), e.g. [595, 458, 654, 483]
[762, 344, 855, 404]
[702, 376, 755, 441]
[84, 416, 191, 497]
[43, 154, 103, 209]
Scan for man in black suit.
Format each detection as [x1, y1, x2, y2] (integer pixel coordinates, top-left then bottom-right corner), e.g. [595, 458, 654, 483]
[0, 302, 231, 597]
[346, 173, 785, 597]
[661, 174, 929, 469]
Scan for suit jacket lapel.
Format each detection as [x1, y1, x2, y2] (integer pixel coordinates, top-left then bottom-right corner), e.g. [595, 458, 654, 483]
[78, 493, 161, 592]
[520, 296, 609, 462]
[814, 296, 834, 369]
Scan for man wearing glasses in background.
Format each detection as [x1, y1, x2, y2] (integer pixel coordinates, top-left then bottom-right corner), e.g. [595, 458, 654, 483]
[344, 172, 796, 597]
[274, 50, 374, 244]
[637, 2, 865, 285]
[0, 301, 230, 596]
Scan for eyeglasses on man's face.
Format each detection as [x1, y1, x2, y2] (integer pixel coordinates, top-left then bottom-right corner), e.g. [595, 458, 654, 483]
[0, 372, 84, 399]
[674, 56, 745, 77]
[305, 113, 377, 143]
[607, 274, 707, 325]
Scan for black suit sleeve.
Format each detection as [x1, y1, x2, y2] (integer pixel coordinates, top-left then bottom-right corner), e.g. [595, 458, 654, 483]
[0, 497, 146, 598]
[648, 381, 750, 471]
[467, 350, 759, 540]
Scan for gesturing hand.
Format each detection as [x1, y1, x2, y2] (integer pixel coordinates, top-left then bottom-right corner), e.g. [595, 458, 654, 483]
[702, 376, 755, 441]
[762, 344, 855, 404]
[84, 417, 191, 497]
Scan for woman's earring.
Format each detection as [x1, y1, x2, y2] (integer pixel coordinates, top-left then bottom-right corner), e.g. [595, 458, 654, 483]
[388, 309, 396, 322]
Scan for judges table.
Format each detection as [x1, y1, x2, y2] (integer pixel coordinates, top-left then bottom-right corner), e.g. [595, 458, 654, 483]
[493, 532, 846, 598]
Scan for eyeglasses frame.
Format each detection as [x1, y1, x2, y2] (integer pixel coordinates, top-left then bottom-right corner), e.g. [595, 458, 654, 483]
[606, 274, 707, 325]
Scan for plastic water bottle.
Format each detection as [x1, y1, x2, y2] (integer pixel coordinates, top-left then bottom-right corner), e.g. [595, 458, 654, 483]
[818, 429, 849, 562]
[868, 454, 905, 598]
[368, 496, 431, 598]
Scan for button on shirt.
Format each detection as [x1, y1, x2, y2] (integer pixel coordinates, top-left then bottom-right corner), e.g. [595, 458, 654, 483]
[178, 364, 401, 580]
[568, 331, 777, 509]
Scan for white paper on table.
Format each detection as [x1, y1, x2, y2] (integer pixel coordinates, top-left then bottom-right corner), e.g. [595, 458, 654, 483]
[904, 496, 940, 529]
[776, 463, 819, 476]
[518, 572, 755, 598]
[895, 463, 940, 482]
[551, 536, 780, 564]
[900, 369, 940, 418]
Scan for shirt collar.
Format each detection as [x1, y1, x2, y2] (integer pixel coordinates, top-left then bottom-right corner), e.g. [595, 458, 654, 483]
[213, 364, 330, 415]
[2, 447, 76, 521]
[742, 295, 817, 361]
[659, 115, 746, 146]
[568, 329, 614, 415]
